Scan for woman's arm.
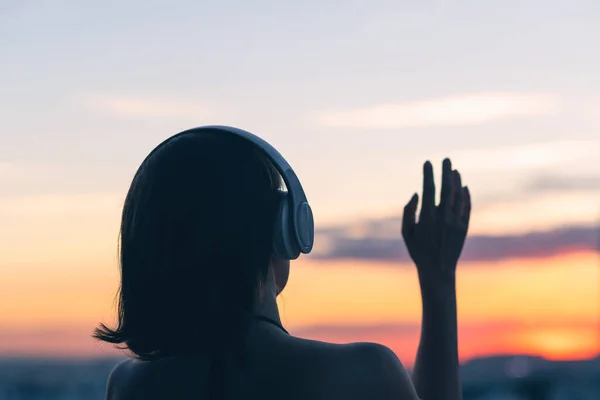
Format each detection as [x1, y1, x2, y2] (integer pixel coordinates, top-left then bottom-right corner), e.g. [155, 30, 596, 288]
[412, 277, 460, 400]
[402, 159, 471, 400]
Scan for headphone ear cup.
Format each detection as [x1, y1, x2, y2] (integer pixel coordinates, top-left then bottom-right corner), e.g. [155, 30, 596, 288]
[272, 192, 300, 260]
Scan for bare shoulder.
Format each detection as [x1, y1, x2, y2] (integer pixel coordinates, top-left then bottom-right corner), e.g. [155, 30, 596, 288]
[105, 359, 134, 399]
[333, 342, 420, 400]
[286, 336, 420, 400]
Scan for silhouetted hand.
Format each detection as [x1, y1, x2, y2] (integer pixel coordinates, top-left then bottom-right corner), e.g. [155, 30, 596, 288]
[402, 158, 471, 285]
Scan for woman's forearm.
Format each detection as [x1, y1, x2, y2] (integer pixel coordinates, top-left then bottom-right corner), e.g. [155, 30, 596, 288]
[411, 276, 461, 400]
[401, 158, 469, 400]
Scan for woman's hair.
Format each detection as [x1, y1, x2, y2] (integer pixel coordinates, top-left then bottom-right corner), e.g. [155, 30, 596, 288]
[93, 131, 282, 360]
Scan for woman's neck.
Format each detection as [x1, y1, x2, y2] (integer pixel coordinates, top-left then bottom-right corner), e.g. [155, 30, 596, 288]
[253, 270, 282, 326]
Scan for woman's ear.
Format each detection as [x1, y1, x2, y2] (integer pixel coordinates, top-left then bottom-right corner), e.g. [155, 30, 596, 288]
[271, 257, 290, 295]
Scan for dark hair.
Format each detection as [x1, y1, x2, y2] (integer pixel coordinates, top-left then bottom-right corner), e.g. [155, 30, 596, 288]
[94, 131, 282, 360]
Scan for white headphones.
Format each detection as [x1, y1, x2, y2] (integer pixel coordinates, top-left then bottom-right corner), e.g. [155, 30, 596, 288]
[152, 125, 314, 260]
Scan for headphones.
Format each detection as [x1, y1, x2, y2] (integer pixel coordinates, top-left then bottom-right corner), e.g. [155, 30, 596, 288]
[147, 125, 314, 260]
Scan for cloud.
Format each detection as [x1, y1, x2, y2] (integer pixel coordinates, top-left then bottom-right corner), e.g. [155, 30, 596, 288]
[434, 140, 600, 172]
[314, 92, 559, 129]
[294, 322, 419, 338]
[293, 319, 596, 339]
[81, 93, 215, 119]
[475, 173, 600, 208]
[311, 218, 598, 263]
[461, 226, 598, 262]
[526, 175, 600, 192]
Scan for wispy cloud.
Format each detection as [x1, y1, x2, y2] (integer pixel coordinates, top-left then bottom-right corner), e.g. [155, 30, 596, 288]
[475, 173, 600, 209]
[293, 319, 596, 339]
[314, 92, 559, 129]
[438, 140, 600, 172]
[295, 322, 419, 338]
[312, 218, 598, 264]
[81, 93, 215, 119]
[526, 174, 600, 192]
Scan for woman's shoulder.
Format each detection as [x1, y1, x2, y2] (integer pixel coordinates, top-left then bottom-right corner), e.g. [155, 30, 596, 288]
[106, 357, 210, 400]
[287, 335, 402, 368]
[106, 358, 152, 399]
[337, 342, 419, 399]
[283, 337, 420, 400]
[105, 340, 419, 400]
[105, 359, 131, 399]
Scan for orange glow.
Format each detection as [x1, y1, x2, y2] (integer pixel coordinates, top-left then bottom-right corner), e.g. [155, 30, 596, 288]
[281, 251, 599, 328]
[510, 327, 599, 360]
[0, 249, 598, 362]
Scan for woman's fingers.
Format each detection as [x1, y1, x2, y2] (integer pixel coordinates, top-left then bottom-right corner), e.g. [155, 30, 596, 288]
[452, 170, 463, 218]
[440, 159, 453, 219]
[461, 186, 471, 229]
[419, 161, 435, 221]
[417, 158, 469, 229]
[402, 193, 419, 240]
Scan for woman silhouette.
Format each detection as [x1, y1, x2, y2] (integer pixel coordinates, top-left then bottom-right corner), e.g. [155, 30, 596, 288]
[96, 126, 471, 400]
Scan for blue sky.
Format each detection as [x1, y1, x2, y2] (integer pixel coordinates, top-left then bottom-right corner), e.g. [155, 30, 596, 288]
[1, 0, 599, 248]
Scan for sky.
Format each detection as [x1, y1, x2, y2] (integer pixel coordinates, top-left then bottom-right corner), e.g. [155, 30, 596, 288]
[0, 0, 599, 363]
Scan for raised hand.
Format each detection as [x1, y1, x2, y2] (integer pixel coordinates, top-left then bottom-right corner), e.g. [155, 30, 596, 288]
[402, 158, 471, 284]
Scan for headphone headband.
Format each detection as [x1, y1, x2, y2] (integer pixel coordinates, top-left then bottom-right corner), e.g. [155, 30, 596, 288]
[178, 125, 309, 206]
[148, 125, 314, 258]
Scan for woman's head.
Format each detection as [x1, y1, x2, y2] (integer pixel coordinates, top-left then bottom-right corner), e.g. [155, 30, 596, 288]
[94, 131, 288, 359]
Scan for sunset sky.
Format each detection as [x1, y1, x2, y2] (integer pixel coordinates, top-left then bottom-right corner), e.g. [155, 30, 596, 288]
[1, 0, 599, 364]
